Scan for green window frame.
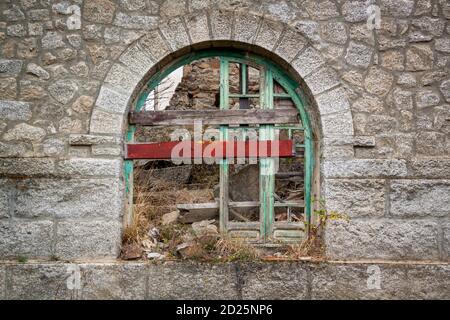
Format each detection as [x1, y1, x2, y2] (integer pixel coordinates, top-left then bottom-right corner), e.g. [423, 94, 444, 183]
[125, 49, 314, 243]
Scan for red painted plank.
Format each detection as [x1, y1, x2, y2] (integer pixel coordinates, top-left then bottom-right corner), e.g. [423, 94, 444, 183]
[126, 140, 294, 160]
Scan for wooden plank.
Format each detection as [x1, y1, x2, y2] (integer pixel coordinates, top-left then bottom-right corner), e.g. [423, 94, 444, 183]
[125, 140, 295, 159]
[128, 109, 299, 126]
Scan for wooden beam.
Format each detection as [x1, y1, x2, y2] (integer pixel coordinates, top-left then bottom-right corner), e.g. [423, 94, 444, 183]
[125, 140, 295, 159]
[128, 109, 299, 126]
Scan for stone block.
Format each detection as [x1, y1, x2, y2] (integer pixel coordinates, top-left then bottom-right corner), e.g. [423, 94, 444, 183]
[324, 179, 385, 217]
[95, 85, 129, 114]
[0, 59, 23, 77]
[8, 264, 73, 300]
[0, 220, 53, 259]
[406, 264, 450, 299]
[159, 17, 190, 51]
[139, 30, 171, 62]
[118, 44, 155, 78]
[316, 87, 350, 116]
[0, 100, 32, 121]
[80, 263, 146, 300]
[56, 158, 121, 177]
[390, 180, 450, 217]
[55, 220, 121, 260]
[0, 179, 10, 219]
[325, 219, 440, 260]
[185, 12, 210, 44]
[210, 10, 233, 40]
[113, 12, 158, 30]
[233, 11, 260, 44]
[345, 41, 373, 68]
[342, 0, 376, 22]
[255, 19, 283, 51]
[89, 108, 124, 135]
[443, 222, 450, 260]
[0, 158, 55, 177]
[409, 158, 450, 178]
[83, 0, 117, 24]
[304, 67, 339, 95]
[311, 263, 408, 299]
[321, 111, 354, 136]
[146, 262, 237, 299]
[13, 178, 123, 219]
[292, 47, 325, 78]
[275, 28, 307, 62]
[104, 63, 141, 96]
[322, 159, 408, 178]
[240, 262, 309, 299]
[69, 134, 121, 146]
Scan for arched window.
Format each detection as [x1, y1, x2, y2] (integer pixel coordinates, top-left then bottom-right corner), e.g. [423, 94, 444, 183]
[124, 49, 314, 244]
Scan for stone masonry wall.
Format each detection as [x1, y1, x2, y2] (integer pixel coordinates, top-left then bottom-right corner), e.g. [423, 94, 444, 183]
[0, 0, 449, 265]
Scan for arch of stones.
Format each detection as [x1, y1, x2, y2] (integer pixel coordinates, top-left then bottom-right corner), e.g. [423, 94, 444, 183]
[0, 1, 449, 299]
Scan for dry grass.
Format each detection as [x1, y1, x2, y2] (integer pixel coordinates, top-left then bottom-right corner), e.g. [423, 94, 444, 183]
[215, 237, 261, 261]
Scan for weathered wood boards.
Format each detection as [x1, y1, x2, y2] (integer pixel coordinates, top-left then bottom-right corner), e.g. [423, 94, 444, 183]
[125, 140, 295, 159]
[128, 109, 300, 126]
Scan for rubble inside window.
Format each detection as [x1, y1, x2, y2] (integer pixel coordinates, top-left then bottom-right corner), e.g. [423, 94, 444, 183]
[121, 53, 315, 261]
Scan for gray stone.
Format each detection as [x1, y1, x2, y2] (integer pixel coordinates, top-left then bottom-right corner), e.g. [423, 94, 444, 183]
[321, 111, 354, 136]
[48, 80, 78, 104]
[322, 159, 408, 178]
[3, 6, 25, 21]
[342, 0, 376, 22]
[83, 0, 117, 24]
[406, 44, 434, 71]
[42, 138, 66, 157]
[26, 63, 50, 80]
[95, 85, 129, 114]
[409, 159, 450, 178]
[146, 263, 237, 299]
[311, 264, 408, 299]
[421, 71, 447, 86]
[69, 134, 121, 146]
[119, 44, 154, 77]
[390, 180, 450, 217]
[316, 86, 351, 115]
[381, 50, 404, 71]
[345, 41, 373, 68]
[80, 263, 146, 299]
[160, 0, 186, 17]
[240, 263, 309, 299]
[275, 28, 307, 62]
[255, 19, 283, 51]
[13, 178, 123, 219]
[391, 88, 413, 110]
[0, 60, 23, 77]
[325, 219, 440, 260]
[321, 21, 347, 45]
[6, 24, 26, 37]
[55, 220, 121, 260]
[381, 0, 415, 17]
[0, 265, 5, 299]
[415, 131, 447, 156]
[397, 73, 417, 87]
[364, 67, 394, 97]
[28, 9, 50, 21]
[184, 13, 209, 44]
[139, 30, 171, 62]
[104, 63, 141, 96]
[233, 11, 260, 44]
[435, 38, 450, 53]
[406, 265, 450, 299]
[416, 90, 441, 108]
[0, 180, 10, 219]
[304, 67, 339, 95]
[41, 32, 65, 49]
[292, 47, 325, 78]
[293, 20, 321, 43]
[352, 94, 384, 113]
[89, 108, 124, 135]
[8, 264, 73, 300]
[3, 123, 46, 142]
[439, 79, 450, 102]
[113, 12, 158, 30]
[210, 10, 233, 40]
[0, 220, 53, 259]
[324, 179, 385, 217]
[0, 100, 32, 121]
[0, 158, 55, 177]
[56, 158, 122, 177]
[91, 145, 122, 156]
[119, 0, 146, 11]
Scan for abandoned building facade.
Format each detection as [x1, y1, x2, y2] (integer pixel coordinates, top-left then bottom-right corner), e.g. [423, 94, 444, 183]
[0, 0, 449, 299]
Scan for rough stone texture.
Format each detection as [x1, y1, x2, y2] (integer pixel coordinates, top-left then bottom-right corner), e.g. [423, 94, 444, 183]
[0, 220, 53, 259]
[80, 263, 146, 299]
[0, 100, 32, 121]
[390, 180, 450, 217]
[0, 265, 5, 300]
[240, 263, 309, 299]
[323, 159, 408, 178]
[324, 179, 385, 217]
[55, 220, 121, 260]
[325, 219, 440, 260]
[147, 262, 237, 299]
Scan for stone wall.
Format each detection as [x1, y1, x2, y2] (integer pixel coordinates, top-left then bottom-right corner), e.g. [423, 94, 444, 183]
[0, 0, 449, 267]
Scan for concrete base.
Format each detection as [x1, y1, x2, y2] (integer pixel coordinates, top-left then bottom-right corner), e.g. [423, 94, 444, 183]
[0, 260, 448, 300]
